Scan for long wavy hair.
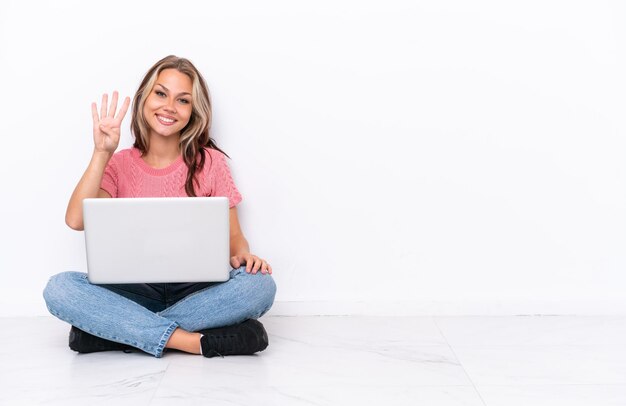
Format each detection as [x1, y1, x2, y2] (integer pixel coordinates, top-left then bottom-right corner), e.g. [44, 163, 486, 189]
[131, 55, 228, 196]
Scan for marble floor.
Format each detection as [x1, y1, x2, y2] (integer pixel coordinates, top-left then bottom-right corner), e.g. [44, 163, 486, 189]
[2, 315, 626, 405]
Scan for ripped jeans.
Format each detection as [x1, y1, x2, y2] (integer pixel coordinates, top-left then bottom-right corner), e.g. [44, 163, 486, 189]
[43, 266, 276, 357]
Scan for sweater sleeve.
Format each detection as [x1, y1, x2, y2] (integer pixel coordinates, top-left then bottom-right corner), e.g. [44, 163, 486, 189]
[210, 150, 242, 208]
[100, 156, 119, 198]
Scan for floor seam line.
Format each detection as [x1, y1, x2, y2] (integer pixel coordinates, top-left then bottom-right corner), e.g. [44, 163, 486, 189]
[433, 316, 489, 406]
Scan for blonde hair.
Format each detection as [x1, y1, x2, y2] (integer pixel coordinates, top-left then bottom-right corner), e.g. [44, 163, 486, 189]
[131, 55, 227, 196]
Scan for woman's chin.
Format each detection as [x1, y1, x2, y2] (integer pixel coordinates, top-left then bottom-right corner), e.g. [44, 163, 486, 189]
[149, 129, 181, 140]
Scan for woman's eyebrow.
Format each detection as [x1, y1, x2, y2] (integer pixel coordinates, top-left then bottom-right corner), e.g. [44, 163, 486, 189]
[155, 83, 191, 97]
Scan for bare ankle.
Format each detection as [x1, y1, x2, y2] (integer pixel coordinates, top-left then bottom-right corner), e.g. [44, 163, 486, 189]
[165, 328, 202, 355]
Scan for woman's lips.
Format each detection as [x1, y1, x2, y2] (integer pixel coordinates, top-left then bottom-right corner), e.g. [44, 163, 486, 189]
[156, 114, 176, 126]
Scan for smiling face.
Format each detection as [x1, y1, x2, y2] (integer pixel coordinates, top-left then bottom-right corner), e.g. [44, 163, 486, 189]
[143, 68, 193, 140]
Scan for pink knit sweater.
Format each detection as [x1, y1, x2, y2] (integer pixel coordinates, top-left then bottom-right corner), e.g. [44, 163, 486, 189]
[100, 147, 242, 207]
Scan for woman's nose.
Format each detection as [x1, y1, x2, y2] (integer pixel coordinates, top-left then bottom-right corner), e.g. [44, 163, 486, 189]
[163, 98, 177, 113]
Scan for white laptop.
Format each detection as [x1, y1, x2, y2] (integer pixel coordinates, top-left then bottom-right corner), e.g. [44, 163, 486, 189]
[83, 197, 230, 284]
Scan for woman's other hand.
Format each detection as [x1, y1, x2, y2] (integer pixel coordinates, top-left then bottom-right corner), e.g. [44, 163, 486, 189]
[92, 91, 130, 154]
[230, 254, 272, 274]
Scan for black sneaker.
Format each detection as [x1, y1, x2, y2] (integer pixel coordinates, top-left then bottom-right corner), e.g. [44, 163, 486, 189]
[198, 319, 269, 358]
[69, 326, 134, 354]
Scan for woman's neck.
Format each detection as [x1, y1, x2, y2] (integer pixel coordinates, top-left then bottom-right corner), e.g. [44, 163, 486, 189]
[142, 134, 181, 169]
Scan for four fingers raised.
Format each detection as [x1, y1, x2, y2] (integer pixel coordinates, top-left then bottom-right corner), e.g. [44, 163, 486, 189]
[93, 91, 131, 124]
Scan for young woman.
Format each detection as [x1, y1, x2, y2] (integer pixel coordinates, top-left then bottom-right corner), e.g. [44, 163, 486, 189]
[43, 55, 276, 358]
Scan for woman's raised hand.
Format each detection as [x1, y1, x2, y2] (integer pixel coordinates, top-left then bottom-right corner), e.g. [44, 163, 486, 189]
[92, 91, 131, 154]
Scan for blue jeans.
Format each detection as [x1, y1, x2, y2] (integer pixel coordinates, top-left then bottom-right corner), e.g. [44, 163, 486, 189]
[42, 267, 276, 358]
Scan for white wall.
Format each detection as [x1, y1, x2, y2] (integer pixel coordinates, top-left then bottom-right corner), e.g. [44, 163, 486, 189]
[1, 0, 625, 316]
